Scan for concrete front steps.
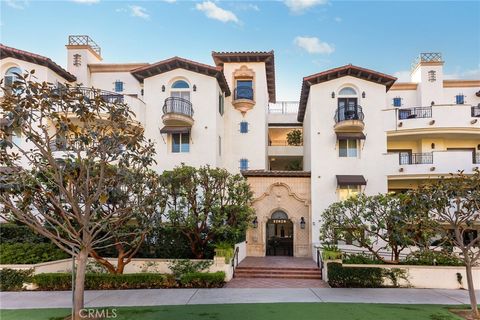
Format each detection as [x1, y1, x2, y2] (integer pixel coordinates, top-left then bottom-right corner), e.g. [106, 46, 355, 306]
[234, 266, 322, 279]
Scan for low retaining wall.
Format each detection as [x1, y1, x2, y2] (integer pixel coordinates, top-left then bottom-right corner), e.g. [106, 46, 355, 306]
[0, 256, 234, 281]
[324, 261, 480, 289]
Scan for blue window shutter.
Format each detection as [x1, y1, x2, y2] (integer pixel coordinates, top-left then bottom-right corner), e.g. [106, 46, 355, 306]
[240, 159, 249, 170]
[393, 97, 401, 107]
[115, 81, 124, 93]
[456, 95, 464, 104]
[240, 122, 249, 133]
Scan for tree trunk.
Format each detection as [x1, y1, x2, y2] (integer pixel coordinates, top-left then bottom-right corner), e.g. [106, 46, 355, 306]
[465, 263, 479, 318]
[73, 248, 88, 320]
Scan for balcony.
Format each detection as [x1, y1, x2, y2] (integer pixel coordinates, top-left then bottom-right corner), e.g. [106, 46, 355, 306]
[387, 150, 479, 179]
[232, 86, 255, 114]
[334, 105, 365, 132]
[162, 97, 194, 126]
[385, 104, 480, 136]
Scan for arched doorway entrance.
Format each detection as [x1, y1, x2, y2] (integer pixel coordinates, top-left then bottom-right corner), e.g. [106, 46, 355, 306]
[266, 210, 293, 256]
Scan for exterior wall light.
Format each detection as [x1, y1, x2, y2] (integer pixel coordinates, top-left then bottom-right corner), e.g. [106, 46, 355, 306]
[252, 217, 258, 228]
[431, 143, 435, 149]
[300, 217, 306, 229]
[362, 91, 366, 98]
[193, 84, 197, 92]
[331, 92, 335, 99]
[162, 85, 165, 92]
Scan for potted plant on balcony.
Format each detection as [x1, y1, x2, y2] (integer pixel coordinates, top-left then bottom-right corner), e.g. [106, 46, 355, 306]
[286, 129, 302, 146]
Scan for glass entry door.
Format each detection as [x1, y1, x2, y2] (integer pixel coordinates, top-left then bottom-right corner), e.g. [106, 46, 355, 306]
[266, 218, 293, 256]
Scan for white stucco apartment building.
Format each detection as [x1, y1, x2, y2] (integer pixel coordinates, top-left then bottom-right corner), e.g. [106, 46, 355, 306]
[1, 36, 479, 259]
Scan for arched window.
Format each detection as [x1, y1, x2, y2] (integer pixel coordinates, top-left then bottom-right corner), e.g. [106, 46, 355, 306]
[171, 80, 190, 101]
[271, 210, 288, 220]
[4, 66, 22, 87]
[338, 87, 357, 96]
[171, 80, 189, 89]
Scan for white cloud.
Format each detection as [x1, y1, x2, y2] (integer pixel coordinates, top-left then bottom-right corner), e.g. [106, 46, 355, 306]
[129, 5, 150, 20]
[196, 1, 239, 24]
[234, 3, 259, 11]
[294, 36, 334, 54]
[71, 0, 100, 3]
[284, 0, 328, 13]
[163, 0, 177, 3]
[4, 0, 28, 9]
[334, 17, 342, 22]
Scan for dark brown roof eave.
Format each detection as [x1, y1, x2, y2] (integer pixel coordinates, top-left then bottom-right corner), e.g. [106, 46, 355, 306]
[212, 51, 276, 103]
[242, 170, 311, 178]
[297, 64, 397, 122]
[131, 56, 231, 97]
[0, 44, 76, 82]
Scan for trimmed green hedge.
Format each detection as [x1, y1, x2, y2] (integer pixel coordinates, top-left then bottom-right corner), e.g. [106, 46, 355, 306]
[0, 223, 47, 244]
[0, 269, 33, 291]
[32, 272, 224, 291]
[328, 262, 383, 288]
[0, 243, 69, 264]
[180, 271, 225, 288]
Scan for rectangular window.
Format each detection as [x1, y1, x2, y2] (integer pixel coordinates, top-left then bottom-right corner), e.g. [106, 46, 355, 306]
[338, 185, 361, 201]
[240, 121, 249, 133]
[235, 80, 253, 100]
[339, 139, 358, 158]
[171, 132, 190, 153]
[114, 81, 124, 93]
[239, 158, 249, 171]
[393, 97, 402, 107]
[218, 94, 224, 115]
[456, 94, 464, 105]
[218, 136, 221, 156]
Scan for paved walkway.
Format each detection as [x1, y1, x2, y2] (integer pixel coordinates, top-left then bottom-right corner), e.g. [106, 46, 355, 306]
[1, 288, 479, 309]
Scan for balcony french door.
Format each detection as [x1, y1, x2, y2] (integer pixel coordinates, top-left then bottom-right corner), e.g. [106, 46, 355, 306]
[338, 98, 359, 120]
[171, 91, 190, 101]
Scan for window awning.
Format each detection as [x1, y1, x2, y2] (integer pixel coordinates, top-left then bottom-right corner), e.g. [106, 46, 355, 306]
[336, 132, 366, 140]
[160, 126, 191, 134]
[336, 175, 367, 186]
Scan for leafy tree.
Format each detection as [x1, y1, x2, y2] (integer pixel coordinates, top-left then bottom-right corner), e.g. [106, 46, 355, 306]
[286, 129, 302, 146]
[0, 72, 157, 319]
[89, 168, 166, 274]
[161, 165, 254, 258]
[415, 171, 480, 318]
[320, 193, 435, 263]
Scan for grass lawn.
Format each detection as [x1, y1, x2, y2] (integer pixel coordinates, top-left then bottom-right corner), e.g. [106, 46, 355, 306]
[0, 303, 465, 320]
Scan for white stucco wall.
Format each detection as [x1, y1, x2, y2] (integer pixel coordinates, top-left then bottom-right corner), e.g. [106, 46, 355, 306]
[305, 77, 390, 246]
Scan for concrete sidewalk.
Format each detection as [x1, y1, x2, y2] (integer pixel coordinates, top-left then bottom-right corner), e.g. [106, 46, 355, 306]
[1, 288, 479, 309]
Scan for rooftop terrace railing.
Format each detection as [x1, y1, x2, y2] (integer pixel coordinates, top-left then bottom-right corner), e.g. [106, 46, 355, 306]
[398, 106, 432, 120]
[399, 153, 434, 165]
[68, 35, 101, 56]
[268, 101, 299, 114]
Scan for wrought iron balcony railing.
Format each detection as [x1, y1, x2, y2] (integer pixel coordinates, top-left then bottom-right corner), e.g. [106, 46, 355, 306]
[162, 97, 194, 118]
[399, 153, 434, 165]
[53, 87, 124, 104]
[68, 35, 101, 56]
[234, 86, 254, 101]
[471, 105, 480, 118]
[334, 105, 364, 123]
[398, 107, 432, 120]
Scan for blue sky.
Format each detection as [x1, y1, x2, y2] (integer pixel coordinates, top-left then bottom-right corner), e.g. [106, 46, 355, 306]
[1, 0, 479, 100]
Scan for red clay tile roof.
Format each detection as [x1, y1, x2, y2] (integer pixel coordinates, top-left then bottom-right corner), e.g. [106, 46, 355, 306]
[131, 56, 231, 96]
[241, 170, 311, 178]
[0, 44, 76, 82]
[298, 64, 397, 122]
[211, 51, 276, 103]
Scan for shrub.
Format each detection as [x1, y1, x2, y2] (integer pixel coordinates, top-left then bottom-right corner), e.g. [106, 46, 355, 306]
[343, 253, 384, 265]
[328, 262, 383, 288]
[33, 273, 177, 291]
[0, 243, 69, 264]
[32, 272, 224, 290]
[168, 259, 213, 278]
[214, 242, 234, 263]
[180, 272, 225, 288]
[0, 223, 47, 244]
[404, 250, 464, 266]
[0, 269, 33, 291]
